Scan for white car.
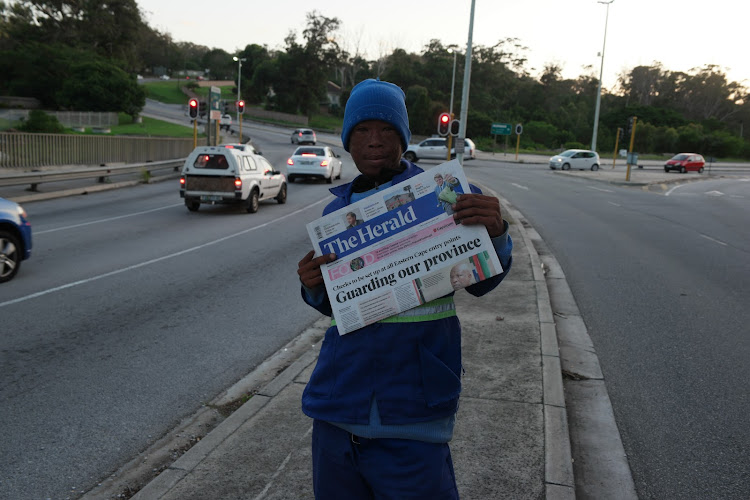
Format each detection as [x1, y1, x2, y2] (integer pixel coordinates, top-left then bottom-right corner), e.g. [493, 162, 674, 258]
[403, 137, 476, 162]
[549, 149, 600, 171]
[286, 146, 342, 184]
[220, 114, 232, 131]
[159, 75, 170, 80]
[180, 145, 287, 213]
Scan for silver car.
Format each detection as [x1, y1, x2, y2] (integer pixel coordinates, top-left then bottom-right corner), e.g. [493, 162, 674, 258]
[286, 146, 342, 184]
[291, 128, 316, 145]
[549, 149, 600, 171]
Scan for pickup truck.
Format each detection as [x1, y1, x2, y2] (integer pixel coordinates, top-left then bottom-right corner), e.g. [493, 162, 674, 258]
[179, 145, 287, 213]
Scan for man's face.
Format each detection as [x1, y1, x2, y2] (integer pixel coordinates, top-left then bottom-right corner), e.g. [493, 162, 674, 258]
[346, 214, 356, 225]
[348, 120, 403, 179]
[435, 176, 444, 186]
[450, 266, 474, 290]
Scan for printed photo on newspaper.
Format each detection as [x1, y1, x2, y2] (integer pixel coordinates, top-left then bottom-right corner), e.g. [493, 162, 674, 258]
[306, 159, 503, 335]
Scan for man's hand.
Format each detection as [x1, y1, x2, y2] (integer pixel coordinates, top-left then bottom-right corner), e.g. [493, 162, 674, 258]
[452, 193, 505, 238]
[298, 250, 337, 289]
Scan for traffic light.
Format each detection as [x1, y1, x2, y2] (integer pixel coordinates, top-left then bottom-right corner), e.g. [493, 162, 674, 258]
[188, 98, 198, 119]
[450, 119, 460, 136]
[438, 112, 450, 136]
[223, 101, 229, 114]
[626, 116, 634, 136]
[237, 100, 245, 114]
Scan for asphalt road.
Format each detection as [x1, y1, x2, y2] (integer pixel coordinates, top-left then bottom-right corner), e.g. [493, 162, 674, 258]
[466, 161, 750, 499]
[0, 128, 356, 499]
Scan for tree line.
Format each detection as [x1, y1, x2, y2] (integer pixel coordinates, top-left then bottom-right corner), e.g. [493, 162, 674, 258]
[2, 2, 748, 158]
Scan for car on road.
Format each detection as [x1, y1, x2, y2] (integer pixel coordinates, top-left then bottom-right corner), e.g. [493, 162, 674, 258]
[159, 75, 170, 80]
[220, 113, 232, 131]
[291, 128, 317, 145]
[664, 153, 705, 173]
[403, 137, 476, 162]
[180, 145, 287, 213]
[0, 197, 32, 283]
[286, 146, 342, 184]
[549, 149, 600, 171]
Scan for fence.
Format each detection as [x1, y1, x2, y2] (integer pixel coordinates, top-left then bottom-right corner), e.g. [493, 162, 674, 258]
[0, 132, 196, 169]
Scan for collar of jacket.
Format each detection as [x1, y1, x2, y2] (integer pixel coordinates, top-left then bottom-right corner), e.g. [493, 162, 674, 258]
[328, 159, 423, 204]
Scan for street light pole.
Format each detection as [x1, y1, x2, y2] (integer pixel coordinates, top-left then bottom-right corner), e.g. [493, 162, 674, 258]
[591, 0, 614, 153]
[456, 0, 476, 165]
[233, 56, 246, 139]
[449, 49, 457, 118]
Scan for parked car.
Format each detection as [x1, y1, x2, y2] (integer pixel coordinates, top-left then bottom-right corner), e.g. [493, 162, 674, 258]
[291, 128, 317, 145]
[180, 145, 287, 213]
[664, 153, 705, 173]
[287, 146, 342, 184]
[463, 138, 477, 160]
[0, 197, 32, 283]
[159, 75, 170, 80]
[549, 149, 600, 171]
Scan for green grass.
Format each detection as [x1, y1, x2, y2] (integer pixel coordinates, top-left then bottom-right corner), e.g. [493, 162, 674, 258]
[142, 81, 190, 104]
[68, 113, 203, 138]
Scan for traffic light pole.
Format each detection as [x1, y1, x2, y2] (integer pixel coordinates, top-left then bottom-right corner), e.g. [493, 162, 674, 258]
[192, 120, 197, 148]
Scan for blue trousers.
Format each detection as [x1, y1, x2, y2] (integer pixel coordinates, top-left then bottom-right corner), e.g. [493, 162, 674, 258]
[312, 419, 460, 499]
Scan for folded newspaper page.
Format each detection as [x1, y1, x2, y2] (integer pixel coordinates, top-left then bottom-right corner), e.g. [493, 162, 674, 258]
[306, 159, 503, 335]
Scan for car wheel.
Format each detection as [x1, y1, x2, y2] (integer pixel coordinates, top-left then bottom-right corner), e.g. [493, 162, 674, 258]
[0, 230, 22, 283]
[562, 163, 570, 170]
[699, 167, 704, 174]
[664, 167, 669, 172]
[288, 174, 296, 183]
[275, 183, 287, 204]
[404, 152, 417, 162]
[591, 164, 599, 171]
[185, 198, 200, 211]
[680, 166, 686, 173]
[245, 189, 259, 213]
[326, 174, 333, 184]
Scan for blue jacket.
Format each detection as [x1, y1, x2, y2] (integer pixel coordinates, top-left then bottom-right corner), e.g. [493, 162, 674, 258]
[301, 160, 512, 425]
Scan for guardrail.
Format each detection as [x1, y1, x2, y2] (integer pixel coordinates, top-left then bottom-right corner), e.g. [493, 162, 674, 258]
[0, 159, 184, 192]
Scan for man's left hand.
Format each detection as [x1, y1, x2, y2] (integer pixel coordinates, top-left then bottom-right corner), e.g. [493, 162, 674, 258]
[452, 194, 505, 238]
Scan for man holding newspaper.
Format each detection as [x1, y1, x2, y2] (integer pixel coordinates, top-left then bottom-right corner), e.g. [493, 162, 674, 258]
[297, 78, 513, 499]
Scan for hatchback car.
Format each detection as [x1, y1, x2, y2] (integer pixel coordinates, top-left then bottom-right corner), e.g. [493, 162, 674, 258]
[0, 197, 32, 283]
[287, 146, 342, 184]
[549, 149, 600, 171]
[664, 153, 705, 173]
[291, 128, 317, 145]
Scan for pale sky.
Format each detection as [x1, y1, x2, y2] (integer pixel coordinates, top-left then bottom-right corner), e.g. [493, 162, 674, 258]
[139, 0, 748, 91]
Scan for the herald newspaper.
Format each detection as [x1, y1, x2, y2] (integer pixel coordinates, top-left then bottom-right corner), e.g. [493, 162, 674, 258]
[306, 159, 503, 335]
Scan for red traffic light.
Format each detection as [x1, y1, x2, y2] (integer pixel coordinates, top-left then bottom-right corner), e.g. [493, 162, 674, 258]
[438, 112, 451, 136]
[188, 98, 198, 119]
[237, 100, 245, 114]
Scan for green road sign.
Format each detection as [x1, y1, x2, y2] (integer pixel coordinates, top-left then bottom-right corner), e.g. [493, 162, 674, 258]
[491, 122, 512, 135]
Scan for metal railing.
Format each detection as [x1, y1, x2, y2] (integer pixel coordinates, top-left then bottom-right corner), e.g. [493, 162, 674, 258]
[0, 132, 196, 169]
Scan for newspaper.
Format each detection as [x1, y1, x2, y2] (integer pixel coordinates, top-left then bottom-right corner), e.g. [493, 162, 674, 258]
[306, 159, 503, 335]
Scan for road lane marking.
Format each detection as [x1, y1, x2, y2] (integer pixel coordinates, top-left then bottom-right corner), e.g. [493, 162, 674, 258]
[0, 198, 330, 308]
[607, 201, 621, 207]
[511, 183, 529, 190]
[35, 204, 184, 234]
[588, 186, 614, 193]
[700, 234, 728, 246]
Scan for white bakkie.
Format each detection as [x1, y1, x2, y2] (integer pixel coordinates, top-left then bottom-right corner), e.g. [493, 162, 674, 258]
[179, 144, 287, 213]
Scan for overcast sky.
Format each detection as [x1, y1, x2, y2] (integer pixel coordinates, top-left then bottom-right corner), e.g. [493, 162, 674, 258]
[139, 0, 748, 90]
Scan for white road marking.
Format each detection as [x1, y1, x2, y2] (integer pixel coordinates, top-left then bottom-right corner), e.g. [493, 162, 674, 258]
[700, 234, 728, 246]
[705, 190, 725, 196]
[511, 183, 529, 190]
[1, 199, 330, 308]
[607, 201, 621, 207]
[35, 204, 184, 234]
[588, 186, 613, 193]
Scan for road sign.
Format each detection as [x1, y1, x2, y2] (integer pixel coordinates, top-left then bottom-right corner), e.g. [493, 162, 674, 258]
[491, 123, 512, 135]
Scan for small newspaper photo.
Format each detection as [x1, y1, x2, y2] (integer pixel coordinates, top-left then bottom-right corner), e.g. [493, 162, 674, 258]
[306, 159, 503, 335]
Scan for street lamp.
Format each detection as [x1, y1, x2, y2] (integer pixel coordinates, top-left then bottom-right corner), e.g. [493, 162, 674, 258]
[233, 56, 246, 136]
[448, 48, 458, 118]
[591, 0, 614, 153]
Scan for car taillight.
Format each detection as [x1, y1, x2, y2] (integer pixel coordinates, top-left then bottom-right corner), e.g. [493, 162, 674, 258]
[179, 176, 185, 186]
[235, 178, 242, 189]
[301, 153, 316, 157]
[287, 158, 294, 165]
[320, 160, 329, 167]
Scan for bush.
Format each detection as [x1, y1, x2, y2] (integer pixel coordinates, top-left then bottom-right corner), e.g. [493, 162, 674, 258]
[18, 110, 65, 133]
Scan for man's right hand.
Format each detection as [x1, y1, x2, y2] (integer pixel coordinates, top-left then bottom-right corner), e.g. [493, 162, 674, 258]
[298, 250, 337, 289]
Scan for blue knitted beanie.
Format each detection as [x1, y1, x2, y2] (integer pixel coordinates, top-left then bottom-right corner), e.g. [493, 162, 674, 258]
[341, 79, 411, 152]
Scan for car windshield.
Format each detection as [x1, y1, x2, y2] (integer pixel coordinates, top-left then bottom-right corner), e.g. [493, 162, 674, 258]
[559, 150, 578, 157]
[295, 148, 324, 156]
[671, 154, 689, 160]
[193, 153, 229, 169]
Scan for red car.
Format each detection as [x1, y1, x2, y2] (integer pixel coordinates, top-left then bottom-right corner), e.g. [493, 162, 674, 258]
[664, 153, 705, 173]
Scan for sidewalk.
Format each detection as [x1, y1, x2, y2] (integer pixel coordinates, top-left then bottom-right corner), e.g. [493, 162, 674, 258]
[122, 197, 575, 500]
